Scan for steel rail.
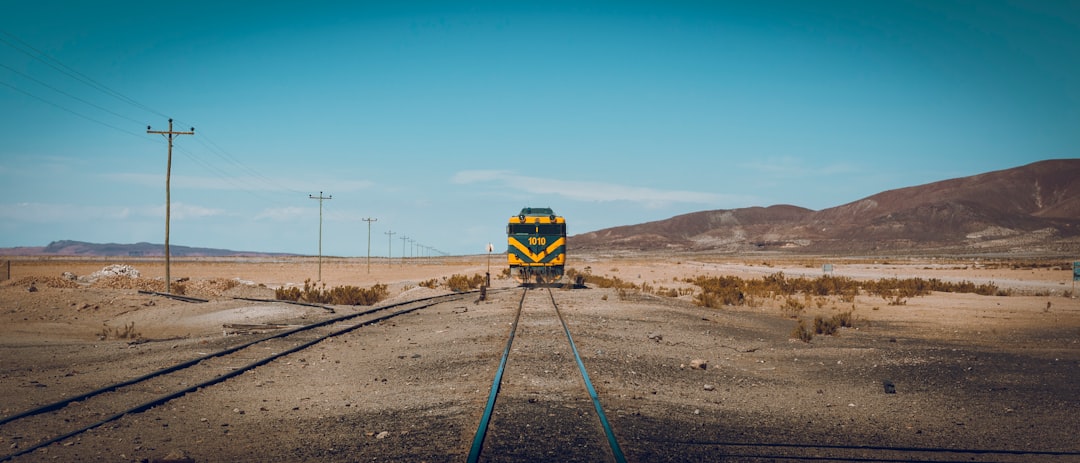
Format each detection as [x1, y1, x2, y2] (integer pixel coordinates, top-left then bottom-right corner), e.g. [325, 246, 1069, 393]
[137, 290, 209, 303]
[233, 296, 337, 312]
[0, 290, 480, 462]
[0, 293, 460, 426]
[467, 287, 626, 463]
[467, 289, 527, 462]
[546, 287, 627, 463]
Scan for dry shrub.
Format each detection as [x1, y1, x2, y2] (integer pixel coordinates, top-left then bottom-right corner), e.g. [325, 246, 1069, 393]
[444, 274, 486, 292]
[600, 275, 636, 289]
[814, 315, 838, 335]
[834, 310, 855, 328]
[326, 284, 388, 305]
[782, 297, 805, 318]
[274, 279, 388, 305]
[813, 310, 855, 336]
[98, 322, 140, 340]
[566, 268, 638, 290]
[91, 275, 165, 292]
[865, 277, 1001, 298]
[419, 278, 438, 289]
[275, 286, 301, 301]
[689, 272, 1006, 310]
[8, 276, 80, 289]
[181, 278, 241, 296]
[657, 286, 680, 298]
[791, 320, 813, 343]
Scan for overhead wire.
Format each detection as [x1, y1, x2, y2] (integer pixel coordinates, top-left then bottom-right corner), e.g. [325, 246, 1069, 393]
[0, 30, 169, 120]
[0, 79, 147, 139]
[1, 29, 309, 209]
[179, 125, 309, 196]
[0, 62, 146, 126]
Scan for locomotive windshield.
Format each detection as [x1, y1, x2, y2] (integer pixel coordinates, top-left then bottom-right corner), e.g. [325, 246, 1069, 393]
[509, 223, 565, 235]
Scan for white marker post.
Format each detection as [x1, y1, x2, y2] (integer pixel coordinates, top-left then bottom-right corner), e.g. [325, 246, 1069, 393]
[486, 243, 494, 286]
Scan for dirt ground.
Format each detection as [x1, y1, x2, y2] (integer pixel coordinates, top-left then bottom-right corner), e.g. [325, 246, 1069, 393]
[1, 254, 1078, 462]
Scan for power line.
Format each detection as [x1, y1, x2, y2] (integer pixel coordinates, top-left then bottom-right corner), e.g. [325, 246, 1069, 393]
[1, 31, 332, 242]
[0, 79, 146, 138]
[0, 62, 146, 126]
[181, 127, 307, 195]
[0, 54, 303, 209]
[0, 30, 169, 119]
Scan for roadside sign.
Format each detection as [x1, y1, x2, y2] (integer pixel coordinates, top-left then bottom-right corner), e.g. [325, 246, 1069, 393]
[823, 263, 833, 274]
[1074, 261, 1080, 281]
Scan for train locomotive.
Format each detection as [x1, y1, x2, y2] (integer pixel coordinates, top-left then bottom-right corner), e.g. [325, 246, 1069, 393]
[507, 207, 566, 284]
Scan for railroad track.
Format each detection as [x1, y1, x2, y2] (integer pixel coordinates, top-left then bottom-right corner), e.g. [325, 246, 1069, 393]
[464, 286, 1074, 463]
[0, 290, 481, 462]
[468, 286, 626, 463]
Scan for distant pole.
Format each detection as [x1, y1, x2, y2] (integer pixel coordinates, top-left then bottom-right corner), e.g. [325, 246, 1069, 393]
[309, 191, 332, 281]
[147, 118, 194, 294]
[385, 230, 396, 267]
[363, 217, 377, 274]
[400, 236, 408, 266]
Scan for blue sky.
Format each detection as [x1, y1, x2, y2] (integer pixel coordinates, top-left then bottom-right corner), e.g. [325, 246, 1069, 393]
[1, 1, 1077, 256]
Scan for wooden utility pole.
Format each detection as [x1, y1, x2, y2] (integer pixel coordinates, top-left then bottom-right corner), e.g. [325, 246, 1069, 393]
[147, 119, 194, 294]
[385, 230, 396, 267]
[309, 192, 332, 281]
[363, 217, 377, 274]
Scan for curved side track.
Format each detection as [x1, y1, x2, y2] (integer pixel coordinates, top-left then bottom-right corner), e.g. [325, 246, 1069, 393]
[468, 287, 626, 463]
[0, 290, 482, 463]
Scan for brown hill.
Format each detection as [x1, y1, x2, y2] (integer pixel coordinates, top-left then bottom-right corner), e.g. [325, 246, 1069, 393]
[572, 159, 1080, 255]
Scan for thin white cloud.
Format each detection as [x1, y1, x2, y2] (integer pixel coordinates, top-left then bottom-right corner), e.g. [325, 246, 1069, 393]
[0, 202, 134, 223]
[254, 206, 308, 221]
[149, 202, 226, 220]
[451, 170, 512, 184]
[453, 170, 736, 208]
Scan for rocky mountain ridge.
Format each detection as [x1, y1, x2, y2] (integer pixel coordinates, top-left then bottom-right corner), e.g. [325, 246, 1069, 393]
[572, 159, 1080, 255]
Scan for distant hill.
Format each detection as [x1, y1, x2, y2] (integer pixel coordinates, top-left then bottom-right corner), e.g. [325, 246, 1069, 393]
[0, 240, 298, 257]
[572, 159, 1080, 255]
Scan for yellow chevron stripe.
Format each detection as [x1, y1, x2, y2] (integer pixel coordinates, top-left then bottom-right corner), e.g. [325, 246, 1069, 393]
[507, 236, 565, 263]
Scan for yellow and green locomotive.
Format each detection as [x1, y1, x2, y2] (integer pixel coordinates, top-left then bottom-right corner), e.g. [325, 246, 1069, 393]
[507, 207, 566, 284]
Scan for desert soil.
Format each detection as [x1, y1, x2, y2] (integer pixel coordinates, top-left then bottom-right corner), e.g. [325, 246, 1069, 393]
[1, 255, 1078, 462]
